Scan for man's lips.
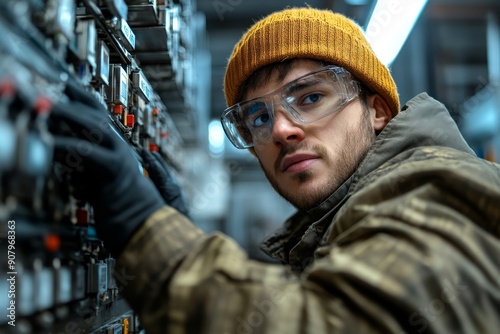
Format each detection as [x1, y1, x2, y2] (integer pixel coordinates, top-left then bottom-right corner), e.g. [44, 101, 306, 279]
[280, 153, 320, 172]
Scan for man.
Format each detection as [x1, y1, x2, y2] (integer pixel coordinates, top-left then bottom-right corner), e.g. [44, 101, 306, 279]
[52, 7, 500, 334]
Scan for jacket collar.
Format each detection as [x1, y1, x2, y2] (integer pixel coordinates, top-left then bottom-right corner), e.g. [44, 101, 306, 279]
[260, 93, 475, 266]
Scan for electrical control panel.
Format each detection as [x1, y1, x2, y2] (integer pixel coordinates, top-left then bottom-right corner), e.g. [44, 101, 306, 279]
[0, 0, 204, 333]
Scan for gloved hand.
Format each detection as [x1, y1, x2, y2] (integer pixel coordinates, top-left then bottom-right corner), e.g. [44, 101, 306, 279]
[50, 80, 165, 257]
[141, 149, 190, 218]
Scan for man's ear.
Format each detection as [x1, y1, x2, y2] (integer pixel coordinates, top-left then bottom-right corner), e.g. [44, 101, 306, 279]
[367, 94, 393, 131]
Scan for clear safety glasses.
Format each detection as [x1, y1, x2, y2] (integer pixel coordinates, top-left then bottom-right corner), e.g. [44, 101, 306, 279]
[220, 65, 360, 149]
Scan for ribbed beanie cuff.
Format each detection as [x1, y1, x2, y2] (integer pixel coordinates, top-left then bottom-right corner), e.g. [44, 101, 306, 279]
[224, 7, 400, 116]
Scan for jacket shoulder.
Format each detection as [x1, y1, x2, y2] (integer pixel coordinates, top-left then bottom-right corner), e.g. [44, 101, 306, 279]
[324, 146, 500, 244]
[357, 146, 499, 194]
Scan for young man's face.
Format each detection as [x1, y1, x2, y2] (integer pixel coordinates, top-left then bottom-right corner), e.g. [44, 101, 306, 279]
[246, 60, 390, 210]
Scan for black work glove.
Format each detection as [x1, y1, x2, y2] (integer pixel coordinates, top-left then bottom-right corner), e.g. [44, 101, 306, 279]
[50, 80, 165, 257]
[141, 149, 190, 218]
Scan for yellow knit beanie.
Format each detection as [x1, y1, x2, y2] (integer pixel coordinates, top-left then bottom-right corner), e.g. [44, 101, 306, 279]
[224, 7, 400, 116]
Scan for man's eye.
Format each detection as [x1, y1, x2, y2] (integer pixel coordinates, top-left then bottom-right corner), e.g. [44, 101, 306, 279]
[302, 93, 322, 105]
[252, 112, 270, 127]
[244, 102, 270, 128]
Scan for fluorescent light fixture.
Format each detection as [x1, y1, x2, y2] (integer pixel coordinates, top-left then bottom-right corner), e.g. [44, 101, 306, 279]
[208, 119, 225, 156]
[487, 13, 500, 84]
[346, 0, 370, 5]
[365, 0, 429, 66]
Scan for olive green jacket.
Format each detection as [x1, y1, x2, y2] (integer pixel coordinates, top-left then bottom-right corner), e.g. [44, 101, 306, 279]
[117, 93, 500, 333]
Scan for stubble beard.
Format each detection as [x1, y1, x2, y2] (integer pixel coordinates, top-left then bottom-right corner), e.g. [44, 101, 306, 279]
[260, 109, 376, 211]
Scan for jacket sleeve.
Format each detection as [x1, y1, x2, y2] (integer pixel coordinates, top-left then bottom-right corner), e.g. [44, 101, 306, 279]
[116, 149, 500, 334]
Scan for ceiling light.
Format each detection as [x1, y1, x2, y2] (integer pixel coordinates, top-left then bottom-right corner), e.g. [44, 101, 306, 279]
[365, 0, 429, 66]
[345, 0, 370, 5]
[208, 119, 225, 156]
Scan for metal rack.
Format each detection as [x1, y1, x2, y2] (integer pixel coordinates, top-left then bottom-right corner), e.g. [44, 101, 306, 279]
[0, 0, 208, 333]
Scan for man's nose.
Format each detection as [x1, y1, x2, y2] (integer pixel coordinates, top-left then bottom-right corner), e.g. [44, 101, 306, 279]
[270, 103, 306, 146]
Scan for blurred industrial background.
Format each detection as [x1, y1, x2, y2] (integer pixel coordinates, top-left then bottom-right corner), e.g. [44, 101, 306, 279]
[0, 0, 499, 333]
